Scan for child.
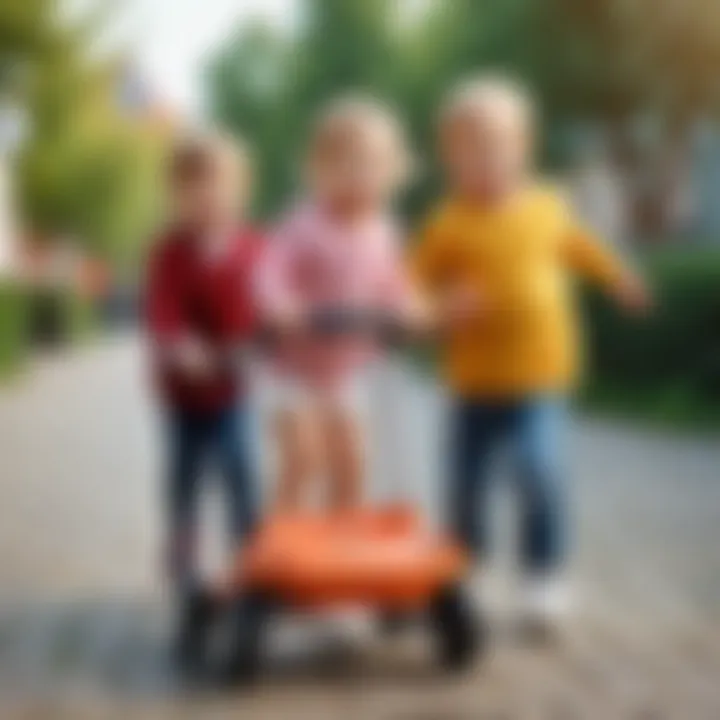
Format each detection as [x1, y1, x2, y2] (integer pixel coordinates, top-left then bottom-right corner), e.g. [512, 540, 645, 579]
[412, 77, 650, 629]
[145, 133, 262, 670]
[256, 95, 416, 513]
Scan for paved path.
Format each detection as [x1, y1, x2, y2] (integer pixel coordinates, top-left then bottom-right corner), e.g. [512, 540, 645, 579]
[0, 336, 719, 719]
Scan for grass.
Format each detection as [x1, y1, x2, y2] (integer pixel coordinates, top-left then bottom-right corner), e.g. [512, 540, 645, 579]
[0, 280, 29, 380]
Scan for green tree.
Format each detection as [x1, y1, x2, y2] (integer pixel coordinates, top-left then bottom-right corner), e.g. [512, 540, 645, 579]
[1, 0, 167, 267]
[209, 0, 401, 217]
[209, 23, 298, 216]
[208, 0, 720, 226]
[0, 0, 54, 91]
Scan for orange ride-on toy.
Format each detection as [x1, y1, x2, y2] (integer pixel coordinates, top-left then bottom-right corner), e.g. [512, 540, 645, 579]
[218, 505, 483, 682]
[214, 310, 485, 682]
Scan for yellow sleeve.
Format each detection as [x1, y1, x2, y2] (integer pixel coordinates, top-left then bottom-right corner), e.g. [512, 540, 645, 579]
[409, 211, 457, 294]
[563, 223, 628, 290]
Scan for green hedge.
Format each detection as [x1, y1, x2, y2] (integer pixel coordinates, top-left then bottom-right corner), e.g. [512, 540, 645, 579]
[582, 248, 720, 428]
[27, 286, 97, 347]
[0, 282, 99, 382]
[0, 280, 29, 379]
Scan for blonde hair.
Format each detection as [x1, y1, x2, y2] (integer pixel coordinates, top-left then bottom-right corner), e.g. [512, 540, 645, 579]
[439, 74, 535, 136]
[168, 130, 252, 187]
[308, 93, 414, 188]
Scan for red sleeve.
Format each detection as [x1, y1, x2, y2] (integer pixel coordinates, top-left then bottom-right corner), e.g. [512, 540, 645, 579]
[238, 229, 267, 336]
[144, 237, 188, 344]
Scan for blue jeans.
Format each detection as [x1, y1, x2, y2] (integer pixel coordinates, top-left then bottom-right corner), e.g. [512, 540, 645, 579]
[165, 403, 257, 589]
[447, 396, 566, 572]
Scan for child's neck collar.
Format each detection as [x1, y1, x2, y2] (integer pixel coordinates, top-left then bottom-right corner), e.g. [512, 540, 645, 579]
[453, 183, 530, 212]
[315, 198, 379, 228]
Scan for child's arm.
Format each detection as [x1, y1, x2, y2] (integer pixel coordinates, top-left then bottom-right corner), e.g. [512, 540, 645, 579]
[410, 213, 453, 294]
[374, 223, 429, 331]
[564, 226, 652, 314]
[253, 220, 305, 332]
[144, 241, 213, 377]
[145, 241, 183, 345]
[410, 214, 484, 330]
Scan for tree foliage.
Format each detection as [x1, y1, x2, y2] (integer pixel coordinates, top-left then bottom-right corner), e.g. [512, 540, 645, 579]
[208, 0, 720, 222]
[0, 0, 168, 267]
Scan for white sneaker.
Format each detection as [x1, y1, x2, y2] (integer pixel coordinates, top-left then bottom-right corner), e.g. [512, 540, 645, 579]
[517, 574, 573, 638]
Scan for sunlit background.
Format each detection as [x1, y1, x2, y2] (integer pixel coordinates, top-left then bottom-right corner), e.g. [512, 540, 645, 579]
[0, 1, 719, 717]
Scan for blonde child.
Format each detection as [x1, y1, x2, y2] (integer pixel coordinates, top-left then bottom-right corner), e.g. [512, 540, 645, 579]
[413, 76, 650, 629]
[256, 95, 416, 513]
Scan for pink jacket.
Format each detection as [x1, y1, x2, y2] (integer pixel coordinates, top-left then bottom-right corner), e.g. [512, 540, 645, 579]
[255, 202, 410, 387]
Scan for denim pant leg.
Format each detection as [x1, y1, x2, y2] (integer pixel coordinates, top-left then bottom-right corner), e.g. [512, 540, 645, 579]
[512, 397, 567, 573]
[165, 410, 207, 589]
[211, 403, 257, 542]
[447, 400, 506, 557]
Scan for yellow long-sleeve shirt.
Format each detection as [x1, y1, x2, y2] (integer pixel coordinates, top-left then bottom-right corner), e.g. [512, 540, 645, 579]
[412, 185, 627, 398]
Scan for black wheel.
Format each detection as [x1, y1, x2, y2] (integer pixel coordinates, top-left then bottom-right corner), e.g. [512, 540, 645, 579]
[220, 591, 273, 685]
[173, 585, 219, 679]
[378, 608, 417, 636]
[428, 583, 485, 671]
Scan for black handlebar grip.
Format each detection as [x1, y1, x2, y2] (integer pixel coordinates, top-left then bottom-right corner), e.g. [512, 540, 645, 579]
[252, 307, 413, 346]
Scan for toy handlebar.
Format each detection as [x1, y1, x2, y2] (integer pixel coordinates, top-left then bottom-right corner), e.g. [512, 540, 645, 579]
[256, 306, 415, 346]
[210, 307, 416, 371]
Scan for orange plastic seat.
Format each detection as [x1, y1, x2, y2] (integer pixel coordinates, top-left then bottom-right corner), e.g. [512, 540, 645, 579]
[230, 505, 469, 610]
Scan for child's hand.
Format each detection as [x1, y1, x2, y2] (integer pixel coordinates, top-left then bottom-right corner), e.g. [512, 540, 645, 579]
[440, 285, 485, 329]
[400, 293, 435, 334]
[175, 337, 216, 378]
[270, 302, 305, 334]
[612, 273, 653, 315]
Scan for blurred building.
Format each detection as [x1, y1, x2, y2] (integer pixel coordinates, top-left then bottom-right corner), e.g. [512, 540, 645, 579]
[116, 64, 181, 134]
[569, 154, 630, 250]
[687, 122, 720, 243]
[0, 162, 18, 274]
[567, 120, 720, 246]
[0, 103, 28, 275]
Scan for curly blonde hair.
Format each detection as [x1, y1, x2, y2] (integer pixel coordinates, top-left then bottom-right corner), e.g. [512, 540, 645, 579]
[439, 73, 535, 137]
[308, 93, 414, 191]
[168, 131, 252, 187]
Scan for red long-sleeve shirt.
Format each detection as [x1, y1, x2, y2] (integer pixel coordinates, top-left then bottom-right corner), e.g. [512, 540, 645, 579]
[144, 226, 263, 412]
